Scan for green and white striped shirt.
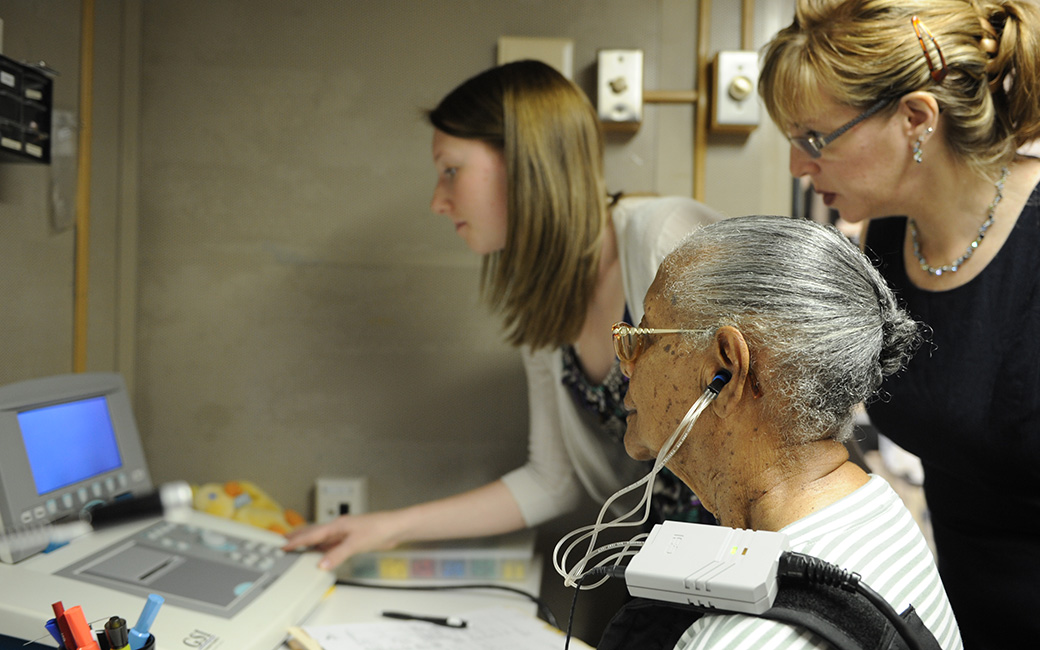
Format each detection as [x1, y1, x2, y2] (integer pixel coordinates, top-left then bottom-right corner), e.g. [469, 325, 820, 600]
[675, 475, 963, 650]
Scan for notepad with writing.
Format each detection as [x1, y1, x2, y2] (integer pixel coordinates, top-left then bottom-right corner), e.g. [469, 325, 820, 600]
[287, 606, 593, 650]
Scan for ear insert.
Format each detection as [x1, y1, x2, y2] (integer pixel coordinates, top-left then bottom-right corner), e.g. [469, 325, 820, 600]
[707, 369, 732, 395]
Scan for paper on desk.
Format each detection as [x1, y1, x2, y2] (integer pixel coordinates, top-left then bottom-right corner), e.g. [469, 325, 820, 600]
[298, 606, 591, 649]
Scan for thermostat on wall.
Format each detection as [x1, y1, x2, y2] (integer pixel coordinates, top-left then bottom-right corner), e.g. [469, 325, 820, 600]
[711, 50, 760, 134]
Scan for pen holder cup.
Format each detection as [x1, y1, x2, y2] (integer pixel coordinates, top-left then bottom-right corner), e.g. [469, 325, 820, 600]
[141, 635, 156, 650]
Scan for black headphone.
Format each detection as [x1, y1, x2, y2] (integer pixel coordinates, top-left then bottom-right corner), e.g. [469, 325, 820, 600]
[707, 369, 732, 395]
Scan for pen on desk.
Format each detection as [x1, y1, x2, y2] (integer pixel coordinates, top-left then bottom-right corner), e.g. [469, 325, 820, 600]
[128, 594, 164, 650]
[44, 618, 66, 649]
[381, 611, 468, 628]
[104, 616, 131, 650]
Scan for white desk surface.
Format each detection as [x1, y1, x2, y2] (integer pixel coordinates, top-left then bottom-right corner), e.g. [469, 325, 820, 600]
[280, 559, 554, 647]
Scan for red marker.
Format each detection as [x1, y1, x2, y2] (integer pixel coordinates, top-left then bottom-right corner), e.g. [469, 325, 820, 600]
[51, 601, 76, 649]
[63, 606, 101, 650]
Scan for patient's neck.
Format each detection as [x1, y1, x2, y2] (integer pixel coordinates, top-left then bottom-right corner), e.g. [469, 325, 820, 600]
[715, 440, 869, 532]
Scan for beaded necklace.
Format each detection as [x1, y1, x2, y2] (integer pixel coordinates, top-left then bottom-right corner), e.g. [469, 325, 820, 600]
[909, 166, 1010, 276]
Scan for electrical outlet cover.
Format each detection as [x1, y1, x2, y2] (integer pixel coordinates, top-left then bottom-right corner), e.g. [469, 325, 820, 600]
[315, 477, 368, 523]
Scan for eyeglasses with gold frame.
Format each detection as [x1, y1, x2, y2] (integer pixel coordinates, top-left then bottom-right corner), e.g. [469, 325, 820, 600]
[611, 322, 706, 363]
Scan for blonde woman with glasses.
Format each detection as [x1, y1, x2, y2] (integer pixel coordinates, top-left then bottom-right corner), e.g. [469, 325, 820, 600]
[284, 60, 722, 576]
[759, 1, 1040, 647]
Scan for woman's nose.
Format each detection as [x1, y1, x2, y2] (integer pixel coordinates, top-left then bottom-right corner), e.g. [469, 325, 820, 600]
[789, 145, 819, 179]
[430, 185, 450, 215]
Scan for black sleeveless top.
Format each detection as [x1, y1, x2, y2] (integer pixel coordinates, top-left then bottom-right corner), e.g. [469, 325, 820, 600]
[863, 179, 1040, 650]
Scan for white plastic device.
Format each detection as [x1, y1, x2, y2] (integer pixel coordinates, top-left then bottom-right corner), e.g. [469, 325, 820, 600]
[624, 521, 790, 615]
[0, 373, 333, 649]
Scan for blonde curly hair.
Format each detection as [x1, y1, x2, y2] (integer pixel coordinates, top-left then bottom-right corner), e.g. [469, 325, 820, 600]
[759, 0, 1040, 180]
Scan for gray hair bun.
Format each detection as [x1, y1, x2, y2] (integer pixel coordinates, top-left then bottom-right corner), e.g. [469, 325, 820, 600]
[665, 215, 922, 441]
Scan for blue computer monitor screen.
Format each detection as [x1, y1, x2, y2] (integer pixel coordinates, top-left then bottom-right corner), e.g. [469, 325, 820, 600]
[17, 396, 123, 495]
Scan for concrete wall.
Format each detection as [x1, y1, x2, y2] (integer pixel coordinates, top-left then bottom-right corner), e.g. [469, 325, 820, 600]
[131, 0, 794, 516]
[0, 0, 794, 642]
[0, 0, 134, 383]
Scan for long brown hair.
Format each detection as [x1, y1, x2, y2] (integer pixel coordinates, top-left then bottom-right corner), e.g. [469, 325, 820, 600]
[428, 60, 608, 349]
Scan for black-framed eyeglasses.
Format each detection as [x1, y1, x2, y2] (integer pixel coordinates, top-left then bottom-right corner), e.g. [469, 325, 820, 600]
[611, 322, 706, 363]
[789, 97, 891, 159]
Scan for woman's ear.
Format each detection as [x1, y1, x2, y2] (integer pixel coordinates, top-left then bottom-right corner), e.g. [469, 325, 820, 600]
[708, 326, 753, 418]
[898, 91, 940, 140]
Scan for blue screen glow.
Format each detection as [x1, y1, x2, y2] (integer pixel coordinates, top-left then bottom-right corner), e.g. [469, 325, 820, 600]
[18, 396, 122, 495]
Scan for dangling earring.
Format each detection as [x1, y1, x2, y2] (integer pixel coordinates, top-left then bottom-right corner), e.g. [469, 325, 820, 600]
[913, 126, 934, 164]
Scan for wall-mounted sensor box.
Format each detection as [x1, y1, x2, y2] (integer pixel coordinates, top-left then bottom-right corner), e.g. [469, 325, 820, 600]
[597, 49, 643, 132]
[0, 54, 53, 163]
[711, 50, 760, 134]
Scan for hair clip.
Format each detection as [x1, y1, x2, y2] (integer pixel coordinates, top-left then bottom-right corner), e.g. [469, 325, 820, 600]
[912, 16, 948, 83]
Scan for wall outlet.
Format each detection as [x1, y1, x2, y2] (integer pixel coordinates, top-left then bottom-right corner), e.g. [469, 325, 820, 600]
[315, 477, 368, 523]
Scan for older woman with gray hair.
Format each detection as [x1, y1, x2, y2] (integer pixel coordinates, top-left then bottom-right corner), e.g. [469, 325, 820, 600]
[614, 215, 962, 649]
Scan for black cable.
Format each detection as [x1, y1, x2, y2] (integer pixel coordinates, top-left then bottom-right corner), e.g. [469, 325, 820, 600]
[563, 565, 625, 650]
[854, 581, 924, 650]
[334, 578, 559, 630]
[564, 577, 582, 650]
[778, 551, 924, 650]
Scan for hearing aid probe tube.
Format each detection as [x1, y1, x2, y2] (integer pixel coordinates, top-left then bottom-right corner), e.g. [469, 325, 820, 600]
[556, 383, 723, 587]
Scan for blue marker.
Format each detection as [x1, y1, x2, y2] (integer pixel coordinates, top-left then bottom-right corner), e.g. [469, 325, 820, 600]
[128, 594, 164, 650]
[44, 618, 66, 649]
